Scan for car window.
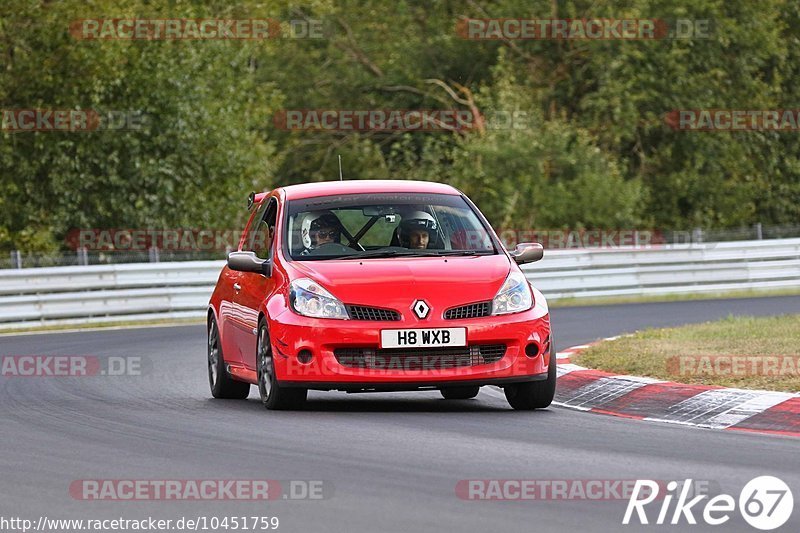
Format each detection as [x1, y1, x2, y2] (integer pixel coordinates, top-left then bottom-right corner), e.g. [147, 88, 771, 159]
[244, 198, 276, 258]
[336, 209, 397, 247]
[436, 205, 494, 250]
[242, 201, 267, 253]
[285, 192, 497, 260]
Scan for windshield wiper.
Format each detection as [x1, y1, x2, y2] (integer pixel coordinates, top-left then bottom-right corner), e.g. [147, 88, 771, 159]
[426, 250, 495, 256]
[340, 249, 427, 260]
[340, 249, 495, 260]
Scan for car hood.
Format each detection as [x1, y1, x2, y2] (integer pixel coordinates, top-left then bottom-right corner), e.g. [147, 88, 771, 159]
[287, 254, 512, 313]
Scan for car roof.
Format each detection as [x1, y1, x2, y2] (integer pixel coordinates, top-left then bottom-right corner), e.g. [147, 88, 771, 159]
[278, 180, 461, 200]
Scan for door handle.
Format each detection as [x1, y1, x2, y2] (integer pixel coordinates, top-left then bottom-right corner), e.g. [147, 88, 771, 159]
[233, 283, 242, 291]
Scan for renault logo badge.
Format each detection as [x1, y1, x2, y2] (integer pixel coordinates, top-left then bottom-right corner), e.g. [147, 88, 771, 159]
[412, 300, 431, 319]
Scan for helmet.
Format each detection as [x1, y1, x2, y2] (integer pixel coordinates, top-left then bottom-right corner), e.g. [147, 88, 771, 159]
[398, 211, 437, 247]
[301, 211, 342, 249]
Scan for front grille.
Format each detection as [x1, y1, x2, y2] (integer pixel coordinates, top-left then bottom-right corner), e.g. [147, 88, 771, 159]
[347, 305, 401, 321]
[334, 344, 506, 370]
[444, 301, 491, 320]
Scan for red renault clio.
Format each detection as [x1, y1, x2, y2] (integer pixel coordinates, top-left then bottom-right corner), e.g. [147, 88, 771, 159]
[207, 180, 553, 410]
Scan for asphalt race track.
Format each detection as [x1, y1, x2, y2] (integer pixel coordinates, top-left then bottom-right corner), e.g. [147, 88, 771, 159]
[1, 296, 799, 533]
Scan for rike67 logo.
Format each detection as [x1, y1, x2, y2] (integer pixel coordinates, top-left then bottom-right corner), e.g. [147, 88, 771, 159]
[624, 476, 793, 530]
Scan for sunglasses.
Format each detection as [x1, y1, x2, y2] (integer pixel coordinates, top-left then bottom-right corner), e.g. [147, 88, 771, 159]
[311, 229, 339, 239]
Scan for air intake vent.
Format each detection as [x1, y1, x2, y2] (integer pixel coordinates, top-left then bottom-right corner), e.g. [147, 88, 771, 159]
[334, 344, 506, 370]
[444, 301, 491, 320]
[347, 305, 401, 321]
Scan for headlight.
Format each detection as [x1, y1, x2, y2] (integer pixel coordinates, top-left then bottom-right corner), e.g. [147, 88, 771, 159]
[289, 278, 349, 320]
[491, 270, 533, 315]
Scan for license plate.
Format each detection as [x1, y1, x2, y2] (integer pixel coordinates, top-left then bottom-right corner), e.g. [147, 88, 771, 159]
[380, 328, 466, 349]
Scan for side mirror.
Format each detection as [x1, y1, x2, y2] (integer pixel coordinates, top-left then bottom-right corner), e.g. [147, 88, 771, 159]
[227, 251, 272, 276]
[509, 242, 544, 265]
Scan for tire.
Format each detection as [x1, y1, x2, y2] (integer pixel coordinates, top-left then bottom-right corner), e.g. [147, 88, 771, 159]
[504, 339, 557, 410]
[208, 317, 250, 399]
[257, 319, 307, 410]
[440, 386, 480, 400]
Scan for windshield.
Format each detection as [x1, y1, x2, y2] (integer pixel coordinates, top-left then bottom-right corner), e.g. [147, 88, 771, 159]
[285, 192, 497, 260]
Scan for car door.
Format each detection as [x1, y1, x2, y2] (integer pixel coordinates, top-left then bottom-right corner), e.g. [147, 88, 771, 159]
[224, 200, 269, 367]
[234, 196, 279, 371]
[218, 265, 242, 366]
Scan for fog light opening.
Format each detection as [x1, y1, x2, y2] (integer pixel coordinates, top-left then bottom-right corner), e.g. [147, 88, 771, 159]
[297, 349, 313, 364]
[525, 342, 540, 358]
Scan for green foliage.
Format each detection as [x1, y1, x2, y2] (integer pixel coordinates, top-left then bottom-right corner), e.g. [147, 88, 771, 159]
[1, 0, 798, 252]
[0, 0, 281, 250]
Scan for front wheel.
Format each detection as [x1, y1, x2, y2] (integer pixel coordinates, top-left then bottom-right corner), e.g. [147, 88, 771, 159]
[257, 319, 307, 410]
[504, 342, 557, 410]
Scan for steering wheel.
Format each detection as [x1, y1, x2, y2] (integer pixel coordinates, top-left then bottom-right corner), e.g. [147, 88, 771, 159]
[308, 242, 353, 256]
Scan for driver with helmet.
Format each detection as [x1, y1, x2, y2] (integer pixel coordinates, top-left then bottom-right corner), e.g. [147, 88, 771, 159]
[398, 211, 438, 250]
[300, 211, 343, 254]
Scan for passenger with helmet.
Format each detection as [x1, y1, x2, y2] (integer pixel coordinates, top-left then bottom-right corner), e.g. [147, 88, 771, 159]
[397, 210, 438, 250]
[300, 211, 343, 254]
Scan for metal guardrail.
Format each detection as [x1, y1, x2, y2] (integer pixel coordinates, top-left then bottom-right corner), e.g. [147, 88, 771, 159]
[0, 239, 798, 330]
[0, 261, 224, 330]
[522, 238, 800, 300]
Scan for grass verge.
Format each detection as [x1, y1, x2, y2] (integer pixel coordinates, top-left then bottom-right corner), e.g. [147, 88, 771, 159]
[573, 314, 800, 392]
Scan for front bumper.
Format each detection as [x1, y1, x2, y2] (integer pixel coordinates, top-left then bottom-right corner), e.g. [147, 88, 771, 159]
[268, 306, 552, 391]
